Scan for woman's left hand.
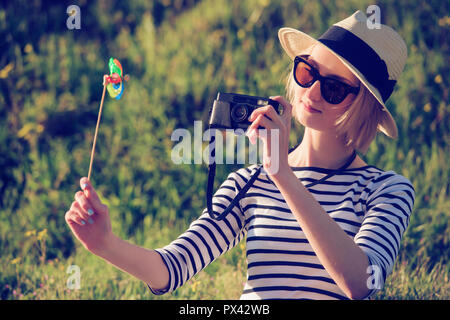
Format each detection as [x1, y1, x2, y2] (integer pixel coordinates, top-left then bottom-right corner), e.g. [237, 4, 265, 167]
[246, 96, 293, 178]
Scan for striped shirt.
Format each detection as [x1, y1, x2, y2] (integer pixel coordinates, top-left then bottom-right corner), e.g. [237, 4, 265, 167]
[149, 164, 415, 299]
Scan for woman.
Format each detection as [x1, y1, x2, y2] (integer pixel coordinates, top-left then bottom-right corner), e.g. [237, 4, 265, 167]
[65, 11, 414, 299]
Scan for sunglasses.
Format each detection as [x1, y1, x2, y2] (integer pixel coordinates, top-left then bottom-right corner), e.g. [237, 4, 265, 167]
[293, 56, 360, 104]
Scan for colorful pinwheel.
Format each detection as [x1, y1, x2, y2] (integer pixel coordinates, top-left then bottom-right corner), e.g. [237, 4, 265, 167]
[104, 58, 124, 100]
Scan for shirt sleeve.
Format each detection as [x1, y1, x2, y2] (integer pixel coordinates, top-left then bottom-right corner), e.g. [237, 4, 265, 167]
[148, 167, 253, 295]
[354, 171, 415, 298]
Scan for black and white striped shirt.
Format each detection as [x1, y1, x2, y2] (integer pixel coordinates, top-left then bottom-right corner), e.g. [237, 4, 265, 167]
[150, 164, 415, 299]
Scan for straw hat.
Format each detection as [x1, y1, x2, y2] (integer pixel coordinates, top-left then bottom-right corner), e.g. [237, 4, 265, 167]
[278, 10, 407, 139]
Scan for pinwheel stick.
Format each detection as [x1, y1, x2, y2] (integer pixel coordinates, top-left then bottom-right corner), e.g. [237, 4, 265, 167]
[87, 79, 107, 181]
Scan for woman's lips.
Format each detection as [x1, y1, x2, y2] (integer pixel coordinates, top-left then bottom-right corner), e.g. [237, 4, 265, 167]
[302, 102, 322, 113]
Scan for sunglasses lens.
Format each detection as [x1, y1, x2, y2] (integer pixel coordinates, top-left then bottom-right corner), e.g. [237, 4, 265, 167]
[295, 62, 315, 87]
[321, 79, 348, 104]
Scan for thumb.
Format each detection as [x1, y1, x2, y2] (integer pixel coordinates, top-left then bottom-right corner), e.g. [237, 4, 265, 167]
[80, 177, 108, 215]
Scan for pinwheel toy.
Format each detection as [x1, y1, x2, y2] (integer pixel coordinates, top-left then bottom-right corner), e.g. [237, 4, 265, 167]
[87, 57, 129, 180]
[105, 58, 125, 99]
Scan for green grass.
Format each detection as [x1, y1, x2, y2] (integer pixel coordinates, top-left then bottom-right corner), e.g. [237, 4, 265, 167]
[1, 221, 248, 300]
[1, 220, 449, 300]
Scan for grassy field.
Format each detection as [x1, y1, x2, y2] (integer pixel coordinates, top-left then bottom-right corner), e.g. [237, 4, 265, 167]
[1, 222, 449, 300]
[0, 0, 448, 300]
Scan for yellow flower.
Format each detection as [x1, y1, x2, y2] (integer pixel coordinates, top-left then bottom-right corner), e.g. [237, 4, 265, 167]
[0, 62, 14, 79]
[17, 123, 44, 140]
[24, 43, 33, 53]
[434, 75, 442, 84]
[11, 257, 21, 265]
[423, 103, 432, 113]
[438, 16, 450, 27]
[37, 229, 48, 241]
[237, 29, 245, 40]
[191, 280, 199, 293]
[25, 230, 36, 237]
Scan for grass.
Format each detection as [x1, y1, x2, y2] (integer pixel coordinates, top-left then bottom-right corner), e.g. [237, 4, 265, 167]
[1, 221, 248, 300]
[1, 216, 449, 300]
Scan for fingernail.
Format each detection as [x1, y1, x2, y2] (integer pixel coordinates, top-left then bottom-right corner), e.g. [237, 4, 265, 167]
[82, 183, 88, 190]
[88, 218, 94, 225]
[81, 220, 86, 225]
[87, 209, 94, 216]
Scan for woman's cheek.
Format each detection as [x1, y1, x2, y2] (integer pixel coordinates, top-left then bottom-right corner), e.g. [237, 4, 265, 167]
[292, 89, 306, 122]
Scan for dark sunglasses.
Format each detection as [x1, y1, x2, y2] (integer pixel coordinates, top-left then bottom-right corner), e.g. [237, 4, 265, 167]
[293, 56, 360, 104]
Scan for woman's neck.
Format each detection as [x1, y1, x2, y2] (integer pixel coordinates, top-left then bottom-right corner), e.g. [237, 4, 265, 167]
[288, 128, 357, 169]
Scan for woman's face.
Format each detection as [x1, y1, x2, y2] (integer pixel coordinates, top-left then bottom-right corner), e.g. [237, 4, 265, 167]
[292, 45, 360, 133]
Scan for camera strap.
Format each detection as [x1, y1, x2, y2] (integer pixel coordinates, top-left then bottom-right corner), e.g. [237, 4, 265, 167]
[206, 131, 356, 221]
[206, 134, 263, 221]
[302, 150, 357, 188]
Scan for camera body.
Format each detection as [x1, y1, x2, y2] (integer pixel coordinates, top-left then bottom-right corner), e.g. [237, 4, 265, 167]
[209, 92, 283, 132]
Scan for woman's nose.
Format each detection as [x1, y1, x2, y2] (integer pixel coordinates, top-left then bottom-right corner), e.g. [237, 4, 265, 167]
[303, 79, 322, 102]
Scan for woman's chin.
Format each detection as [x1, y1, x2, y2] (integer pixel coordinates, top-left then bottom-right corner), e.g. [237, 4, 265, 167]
[295, 111, 329, 132]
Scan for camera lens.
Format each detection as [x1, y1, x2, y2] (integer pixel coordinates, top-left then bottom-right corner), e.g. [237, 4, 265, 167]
[231, 104, 249, 122]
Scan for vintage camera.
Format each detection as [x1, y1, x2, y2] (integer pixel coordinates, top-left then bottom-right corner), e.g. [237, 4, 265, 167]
[208, 92, 283, 133]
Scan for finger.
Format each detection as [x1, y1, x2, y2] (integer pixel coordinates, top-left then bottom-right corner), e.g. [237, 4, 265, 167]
[249, 105, 269, 121]
[70, 200, 92, 224]
[246, 127, 258, 145]
[249, 105, 283, 126]
[246, 113, 275, 145]
[65, 208, 87, 227]
[247, 105, 279, 146]
[80, 177, 107, 215]
[255, 115, 276, 133]
[265, 127, 281, 175]
[251, 116, 278, 173]
[263, 131, 272, 170]
[270, 96, 293, 122]
[247, 114, 279, 151]
[74, 191, 95, 217]
[248, 113, 276, 134]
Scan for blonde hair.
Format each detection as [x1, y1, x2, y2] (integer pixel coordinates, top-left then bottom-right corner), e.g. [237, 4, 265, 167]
[285, 66, 383, 154]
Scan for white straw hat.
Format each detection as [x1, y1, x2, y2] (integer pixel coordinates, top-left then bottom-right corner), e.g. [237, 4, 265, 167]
[278, 10, 408, 139]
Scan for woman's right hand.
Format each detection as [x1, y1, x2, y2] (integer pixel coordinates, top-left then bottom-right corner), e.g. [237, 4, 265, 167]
[65, 177, 113, 256]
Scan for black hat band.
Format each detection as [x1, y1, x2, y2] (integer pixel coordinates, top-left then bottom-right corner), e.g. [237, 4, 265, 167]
[318, 26, 397, 102]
